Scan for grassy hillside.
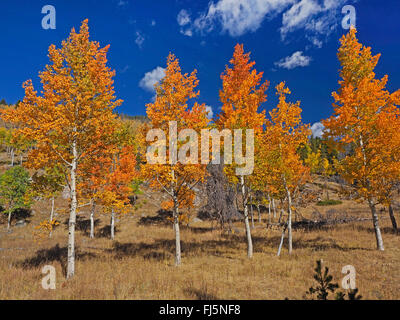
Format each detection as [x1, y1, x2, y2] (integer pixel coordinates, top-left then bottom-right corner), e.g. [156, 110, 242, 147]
[1, 177, 399, 299]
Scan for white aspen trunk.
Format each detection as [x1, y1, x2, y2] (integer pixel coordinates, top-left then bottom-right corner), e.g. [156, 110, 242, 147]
[241, 176, 253, 259]
[90, 200, 96, 239]
[287, 191, 293, 255]
[173, 197, 181, 266]
[283, 177, 293, 254]
[7, 208, 12, 230]
[368, 199, 384, 251]
[67, 142, 78, 279]
[110, 208, 115, 240]
[19, 153, 23, 165]
[360, 133, 384, 251]
[171, 168, 182, 266]
[49, 197, 55, 238]
[277, 223, 288, 257]
[272, 198, 276, 218]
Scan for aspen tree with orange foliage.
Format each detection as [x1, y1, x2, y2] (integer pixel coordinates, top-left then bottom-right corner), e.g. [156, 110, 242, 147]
[216, 44, 268, 259]
[257, 82, 310, 255]
[1, 19, 121, 278]
[100, 145, 138, 240]
[141, 53, 208, 266]
[323, 27, 400, 250]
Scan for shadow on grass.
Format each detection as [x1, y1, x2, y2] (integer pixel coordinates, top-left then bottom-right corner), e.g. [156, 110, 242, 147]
[0, 208, 32, 226]
[95, 225, 119, 239]
[184, 287, 218, 300]
[18, 244, 96, 277]
[138, 209, 172, 226]
[355, 225, 399, 235]
[108, 232, 370, 262]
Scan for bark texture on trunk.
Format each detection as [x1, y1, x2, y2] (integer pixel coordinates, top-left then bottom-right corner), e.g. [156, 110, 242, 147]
[241, 176, 253, 259]
[368, 199, 384, 251]
[173, 199, 181, 266]
[67, 143, 77, 280]
[110, 208, 115, 240]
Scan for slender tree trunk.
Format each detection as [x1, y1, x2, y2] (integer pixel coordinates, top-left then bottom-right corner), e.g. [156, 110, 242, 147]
[250, 195, 254, 229]
[277, 223, 288, 257]
[283, 177, 293, 254]
[90, 200, 96, 239]
[19, 153, 23, 165]
[287, 191, 293, 255]
[257, 202, 261, 223]
[388, 203, 398, 233]
[67, 142, 78, 279]
[110, 208, 115, 240]
[49, 197, 55, 238]
[173, 197, 181, 266]
[368, 199, 384, 251]
[272, 198, 276, 218]
[241, 176, 253, 259]
[7, 208, 12, 230]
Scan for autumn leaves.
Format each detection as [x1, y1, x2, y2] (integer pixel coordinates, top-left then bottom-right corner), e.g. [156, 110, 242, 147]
[2, 20, 137, 278]
[323, 27, 400, 251]
[1, 19, 399, 279]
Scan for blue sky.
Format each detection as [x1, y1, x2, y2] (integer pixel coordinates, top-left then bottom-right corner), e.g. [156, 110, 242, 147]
[0, 0, 399, 132]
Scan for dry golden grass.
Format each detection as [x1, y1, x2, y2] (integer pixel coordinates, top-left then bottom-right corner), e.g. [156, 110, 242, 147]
[1, 185, 400, 300]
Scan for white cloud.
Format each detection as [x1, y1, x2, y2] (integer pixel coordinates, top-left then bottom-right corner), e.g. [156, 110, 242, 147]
[139, 67, 165, 93]
[181, 29, 193, 37]
[311, 122, 324, 138]
[177, 9, 191, 26]
[178, 10, 194, 36]
[280, 0, 321, 36]
[135, 31, 145, 48]
[192, 0, 294, 37]
[275, 51, 312, 69]
[280, 0, 348, 44]
[182, 0, 348, 47]
[205, 106, 214, 119]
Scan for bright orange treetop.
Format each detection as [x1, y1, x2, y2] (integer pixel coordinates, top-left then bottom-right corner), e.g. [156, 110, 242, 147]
[216, 43, 268, 132]
[141, 53, 209, 211]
